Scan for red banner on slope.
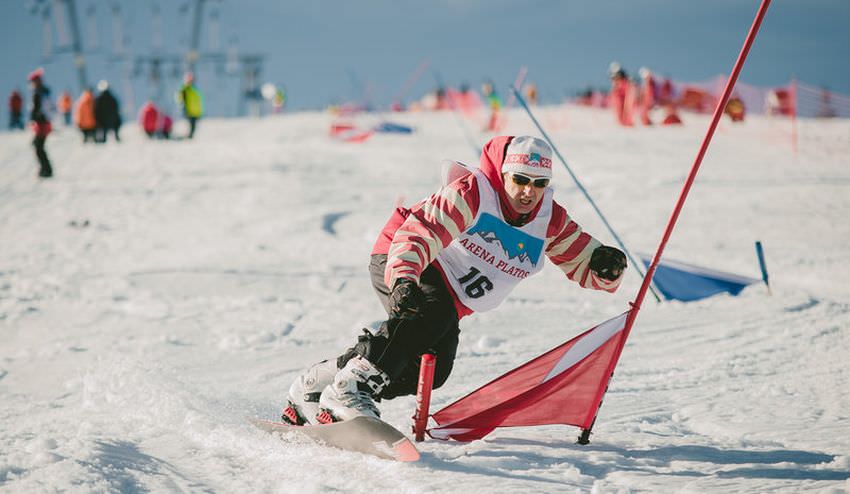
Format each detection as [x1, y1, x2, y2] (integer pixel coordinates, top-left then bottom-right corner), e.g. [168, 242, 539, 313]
[429, 312, 629, 441]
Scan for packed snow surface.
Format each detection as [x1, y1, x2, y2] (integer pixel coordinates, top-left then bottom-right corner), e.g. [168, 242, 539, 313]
[1, 106, 849, 493]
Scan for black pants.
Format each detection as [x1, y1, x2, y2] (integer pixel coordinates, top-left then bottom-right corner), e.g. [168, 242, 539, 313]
[9, 112, 24, 130]
[338, 255, 460, 400]
[187, 117, 198, 138]
[96, 127, 120, 143]
[33, 135, 52, 178]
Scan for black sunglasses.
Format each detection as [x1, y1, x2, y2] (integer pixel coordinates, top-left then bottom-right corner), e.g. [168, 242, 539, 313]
[510, 173, 550, 188]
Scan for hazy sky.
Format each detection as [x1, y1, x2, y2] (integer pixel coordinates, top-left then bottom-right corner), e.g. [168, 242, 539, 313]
[1, 0, 848, 116]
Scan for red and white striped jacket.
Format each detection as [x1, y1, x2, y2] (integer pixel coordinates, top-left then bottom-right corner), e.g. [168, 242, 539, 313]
[372, 136, 622, 318]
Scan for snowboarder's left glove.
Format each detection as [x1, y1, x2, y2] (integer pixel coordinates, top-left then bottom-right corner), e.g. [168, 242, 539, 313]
[389, 278, 426, 320]
[590, 245, 627, 281]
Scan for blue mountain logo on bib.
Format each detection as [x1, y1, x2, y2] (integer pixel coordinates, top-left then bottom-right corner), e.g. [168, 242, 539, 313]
[467, 213, 544, 266]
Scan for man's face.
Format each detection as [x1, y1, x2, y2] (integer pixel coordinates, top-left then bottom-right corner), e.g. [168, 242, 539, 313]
[502, 172, 549, 214]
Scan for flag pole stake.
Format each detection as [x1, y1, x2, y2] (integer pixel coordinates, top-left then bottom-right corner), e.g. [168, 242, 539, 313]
[413, 354, 436, 442]
[755, 240, 771, 295]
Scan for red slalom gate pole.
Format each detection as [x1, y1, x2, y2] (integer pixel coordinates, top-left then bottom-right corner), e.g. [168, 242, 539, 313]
[413, 354, 436, 442]
[578, 0, 772, 444]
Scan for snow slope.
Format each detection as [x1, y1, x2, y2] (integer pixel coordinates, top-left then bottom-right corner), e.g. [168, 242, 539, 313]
[1, 106, 849, 493]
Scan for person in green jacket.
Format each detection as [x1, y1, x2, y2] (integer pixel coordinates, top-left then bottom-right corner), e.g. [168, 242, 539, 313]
[177, 72, 203, 138]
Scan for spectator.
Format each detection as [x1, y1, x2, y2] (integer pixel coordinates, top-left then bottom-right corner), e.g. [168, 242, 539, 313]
[138, 101, 160, 138]
[661, 103, 683, 126]
[608, 62, 632, 127]
[481, 80, 503, 131]
[638, 67, 657, 126]
[28, 68, 53, 178]
[177, 72, 203, 138]
[9, 89, 24, 130]
[57, 90, 73, 126]
[74, 88, 97, 143]
[725, 95, 746, 122]
[94, 80, 121, 143]
[159, 113, 173, 139]
[524, 82, 538, 105]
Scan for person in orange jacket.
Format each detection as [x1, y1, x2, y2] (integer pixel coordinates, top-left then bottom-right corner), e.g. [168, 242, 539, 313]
[724, 94, 746, 122]
[57, 90, 72, 126]
[74, 88, 97, 143]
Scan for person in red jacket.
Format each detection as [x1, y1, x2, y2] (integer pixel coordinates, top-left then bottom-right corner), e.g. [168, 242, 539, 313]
[8, 89, 24, 130]
[28, 68, 53, 178]
[138, 101, 160, 138]
[159, 114, 173, 139]
[638, 67, 657, 126]
[608, 62, 632, 127]
[661, 103, 683, 126]
[282, 135, 628, 425]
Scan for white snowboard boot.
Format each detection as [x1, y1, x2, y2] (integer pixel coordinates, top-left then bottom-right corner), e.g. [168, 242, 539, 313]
[283, 359, 338, 425]
[318, 355, 390, 423]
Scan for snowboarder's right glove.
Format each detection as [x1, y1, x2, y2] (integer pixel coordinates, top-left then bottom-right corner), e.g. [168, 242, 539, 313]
[589, 245, 627, 281]
[389, 278, 427, 320]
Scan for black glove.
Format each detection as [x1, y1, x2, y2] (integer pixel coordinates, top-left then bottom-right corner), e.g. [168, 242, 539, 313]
[388, 278, 427, 320]
[589, 245, 627, 281]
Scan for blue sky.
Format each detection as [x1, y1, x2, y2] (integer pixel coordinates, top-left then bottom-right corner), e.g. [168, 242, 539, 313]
[1, 0, 848, 116]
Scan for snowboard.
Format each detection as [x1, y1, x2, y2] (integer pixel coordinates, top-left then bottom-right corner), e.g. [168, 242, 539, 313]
[248, 416, 420, 462]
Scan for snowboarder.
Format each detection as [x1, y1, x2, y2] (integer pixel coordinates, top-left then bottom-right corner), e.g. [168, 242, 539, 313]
[283, 135, 627, 425]
[9, 89, 24, 130]
[94, 80, 121, 143]
[28, 68, 53, 178]
[177, 72, 203, 138]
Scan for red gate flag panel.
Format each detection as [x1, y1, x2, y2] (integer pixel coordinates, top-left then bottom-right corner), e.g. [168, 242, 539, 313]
[429, 311, 629, 442]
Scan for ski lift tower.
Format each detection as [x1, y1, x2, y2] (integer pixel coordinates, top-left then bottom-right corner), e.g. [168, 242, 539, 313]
[185, 0, 208, 74]
[237, 54, 266, 116]
[28, 0, 89, 92]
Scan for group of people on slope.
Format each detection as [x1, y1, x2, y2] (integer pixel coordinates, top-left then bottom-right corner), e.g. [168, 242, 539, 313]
[608, 62, 682, 127]
[136, 71, 203, 140]
[9, 68, 204, 179]
[606, 61, 748, 126]
[72, 80, 122, 144]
